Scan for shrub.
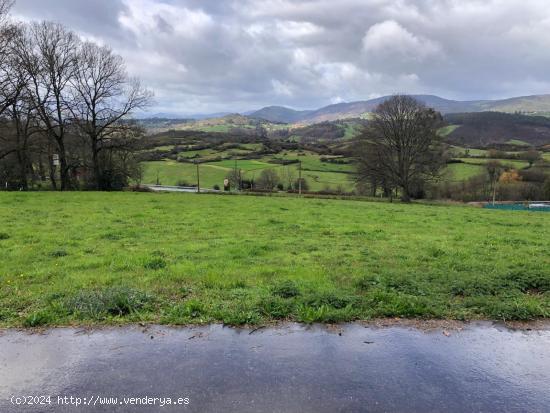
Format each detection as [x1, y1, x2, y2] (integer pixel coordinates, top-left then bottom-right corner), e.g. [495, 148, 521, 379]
[294, 178, 309, 191]
[255, 169, 280, 191]
[176, 180, 193, 187]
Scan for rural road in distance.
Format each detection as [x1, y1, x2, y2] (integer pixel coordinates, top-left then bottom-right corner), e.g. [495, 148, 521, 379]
[1, 323, 549, 413]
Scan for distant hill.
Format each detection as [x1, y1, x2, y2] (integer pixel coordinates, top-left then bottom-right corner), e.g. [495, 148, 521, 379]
[443, 112, 550, 146]
[250, 106, 313, 123]
[250, 94, 550, 124]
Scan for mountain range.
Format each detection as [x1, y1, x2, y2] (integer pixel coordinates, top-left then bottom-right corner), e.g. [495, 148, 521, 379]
[249, 94, 550, 124]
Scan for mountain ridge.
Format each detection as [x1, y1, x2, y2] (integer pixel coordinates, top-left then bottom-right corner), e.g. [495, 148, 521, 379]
[250, 94, 550, 124]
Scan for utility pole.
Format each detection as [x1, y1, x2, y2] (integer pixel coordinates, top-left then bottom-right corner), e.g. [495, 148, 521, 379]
[234, 159, 239, 191]
[196, 161, 200, 193]
[298, 161, 302, 196]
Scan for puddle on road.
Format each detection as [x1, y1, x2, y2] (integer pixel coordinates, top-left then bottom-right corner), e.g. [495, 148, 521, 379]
[1, 323, 549, 413]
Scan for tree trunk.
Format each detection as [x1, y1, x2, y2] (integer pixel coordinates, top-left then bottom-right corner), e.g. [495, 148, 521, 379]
[49, 157, 57, 190]
[401, 185, 411, 202]
[16, 150, 28, 190]
[55, 138, 70, 191]
[91, 137, 101, 190]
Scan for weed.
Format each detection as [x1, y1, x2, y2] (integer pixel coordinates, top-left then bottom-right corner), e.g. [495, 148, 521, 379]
[164, 299, 205, 323]
[272, 280, 300, 298]
[143, 257, 167, 270]
[304, 291, 357, 309]
[101, 232, 123, 241]
[64, 287, 155, 320]
[504, 270, 550, 294]
[257, 296, 293, 318]
[296, 304, 329, 323]
[49, 249, 68, 258]
[221, 309, 260, 326]
[231, 280, 248, 289]
[354, 274, 380, 291]
[0, 232, 10, 240]
[23, 310, 55, 327]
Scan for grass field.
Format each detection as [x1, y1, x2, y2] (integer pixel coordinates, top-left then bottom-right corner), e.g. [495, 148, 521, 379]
[142, 159, 355, 191]
[0, 192, 548, 327]
[506, 139, 530, 146]
[274, 152, 354, 173]
[210, 159, 274, 171]
[445, 163, 486, 181]
[438, 125, 461, 137]
[457, 158, 529, 169]
[449, 146, 488, 157]
[142, 161, 225, 188]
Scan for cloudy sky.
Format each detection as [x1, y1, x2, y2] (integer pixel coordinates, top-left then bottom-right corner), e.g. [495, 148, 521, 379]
[11, 0, 550, 115]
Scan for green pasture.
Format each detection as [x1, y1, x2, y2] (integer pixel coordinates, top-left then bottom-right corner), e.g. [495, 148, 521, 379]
[0, 192, 548, 327]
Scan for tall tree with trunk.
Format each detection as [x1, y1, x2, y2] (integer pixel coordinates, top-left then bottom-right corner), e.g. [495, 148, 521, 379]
[70, 42, 151, 189]
[0, 0, 17, 118]
[355, 95, 445, 202]
[15, 21, 79, 190]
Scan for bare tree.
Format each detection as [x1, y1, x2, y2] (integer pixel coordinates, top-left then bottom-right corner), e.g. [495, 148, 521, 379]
[355, 95, 445, 202]
[486, 160, 504, 205]
[255, 168, 280, 191]
[0, 1, 22, 120]
[280, 165, 297, 190]
[15, 22, 79, 190]
[522, 149, 541, 168]
[71, 42, 152, 189]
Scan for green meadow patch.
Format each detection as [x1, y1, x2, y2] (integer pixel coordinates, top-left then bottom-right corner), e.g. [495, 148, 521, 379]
[0, 192, 548, 327]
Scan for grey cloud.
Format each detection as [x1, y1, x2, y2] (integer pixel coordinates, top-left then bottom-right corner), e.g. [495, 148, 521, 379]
[13, 0, 129, 38]
[12, 0, 550, 115]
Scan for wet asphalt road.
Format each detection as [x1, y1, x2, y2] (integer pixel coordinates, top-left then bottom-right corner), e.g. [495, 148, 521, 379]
[1, 323, 549, 413]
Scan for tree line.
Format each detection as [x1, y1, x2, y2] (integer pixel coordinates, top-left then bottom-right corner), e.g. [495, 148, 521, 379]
[353, 95, 550, 202]
[0, 0, 151, 190]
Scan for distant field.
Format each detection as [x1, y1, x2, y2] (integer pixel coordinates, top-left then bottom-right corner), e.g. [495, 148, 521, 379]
[506, 139, 531, 146]
[141, 142, 544, 193]
[449, 146, 488, 157]
[142, 154, 356, 191]
[273, 152, 354, 173]
[142, 161, 225, 188]
[457, 158, 529, 169]
[1, 192, 548, 327]
[210, 159, 273, 171]
[445, 163, 485, 181]
[438, 125, 461, 137]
